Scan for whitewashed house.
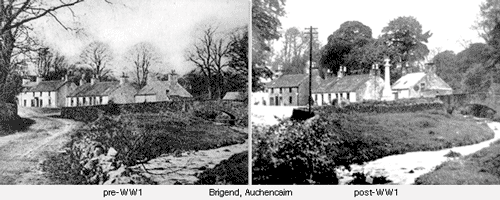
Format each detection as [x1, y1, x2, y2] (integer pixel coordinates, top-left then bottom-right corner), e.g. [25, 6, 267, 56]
[18, 76, 76, 108]
[392, 69, 453, 99]
[66, 75, 138, 107]
[312, 66, 385, 105]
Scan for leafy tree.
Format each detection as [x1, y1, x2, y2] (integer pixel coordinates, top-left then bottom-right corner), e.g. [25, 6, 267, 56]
[252, 0, 286, 91]
[319, 21, 374, 75]
[432, 50, 460, 89]
[380, 16, 432, 75]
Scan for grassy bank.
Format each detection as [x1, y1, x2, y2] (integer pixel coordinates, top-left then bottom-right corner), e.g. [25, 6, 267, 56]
[195, 151, 248, 185]
[252, 110, 494, 184]
[415, 139, 500, 185]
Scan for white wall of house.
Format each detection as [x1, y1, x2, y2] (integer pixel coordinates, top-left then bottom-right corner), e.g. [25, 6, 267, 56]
[18, 91, 58, 108]
[135, 95, 156, 103]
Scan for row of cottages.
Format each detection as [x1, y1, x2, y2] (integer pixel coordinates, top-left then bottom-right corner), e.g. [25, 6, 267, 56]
[312, 66, 385, 105]
[134, 73, 192, 102]
[66, 73, 193, 107]
[262, 63, 453, 106]
[65, 75, 138, 107]
[18, 76, 77, 108]
[264, 70, 323, 106]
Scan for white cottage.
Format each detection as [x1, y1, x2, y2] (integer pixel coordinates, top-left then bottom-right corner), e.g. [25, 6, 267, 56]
[18, 76, 76, 108]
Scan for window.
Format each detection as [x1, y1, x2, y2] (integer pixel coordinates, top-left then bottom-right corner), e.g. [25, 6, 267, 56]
[420, 82, 426, 90]
[71, 99, 74, 106]
[33, 92, 35, 96]
[40, 92, 42, 96]
[166, 89, 170, 94]
[48, 99, 51, 106]
[83, 98, 86, 105]
[289, 96, 292, 104]
[24, 100, 26, 106]
[48, 92, 51, 97]
[347, 93, 350, 100]
[328, 94, 331, 101]
[100, 97, 103, 104]
[270, 97, 274, 105]
[271, 88, 274, 93]
[279, 88, 282, 94]
[289, 88, 292, 93]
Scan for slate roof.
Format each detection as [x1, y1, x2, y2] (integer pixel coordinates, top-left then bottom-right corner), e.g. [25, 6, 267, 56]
[392, 72, 426, 90]
[23, 80, 67, 92]
[223, 92, 244, 100]
[136, 79, 192, 98]
[315, 74, 373, 93]
[392, 72, 452, 91]
[265, 74, 308, 88]
[68, 82, 124, 97]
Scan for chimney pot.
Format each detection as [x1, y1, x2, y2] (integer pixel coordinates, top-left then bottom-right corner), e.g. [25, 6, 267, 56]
[36, 77, 44, 84]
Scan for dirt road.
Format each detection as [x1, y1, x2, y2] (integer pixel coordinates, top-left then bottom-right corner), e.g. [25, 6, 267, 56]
[0, 107, 81, 184]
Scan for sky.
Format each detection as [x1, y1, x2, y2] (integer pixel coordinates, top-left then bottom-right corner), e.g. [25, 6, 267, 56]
[30, 0, 249, 77]
[273, 0, 485, 59]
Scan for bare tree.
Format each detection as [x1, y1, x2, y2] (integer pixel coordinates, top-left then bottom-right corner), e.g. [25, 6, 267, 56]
[35, 47, 69, 79]
[0, 0, 112, 102]
[186, 25, 233, 99]
[80, 41, 113, 81]
[125, 42, 162, 88]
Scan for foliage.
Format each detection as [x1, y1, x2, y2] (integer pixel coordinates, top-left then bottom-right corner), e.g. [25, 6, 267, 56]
[320, 21, 374, 75]
[253, 110, 494, 184]
[195, 151, 248, 185]
[433, 50, 460, 89]
[252, 0, 286, 91]
[380, 16, 432, 69]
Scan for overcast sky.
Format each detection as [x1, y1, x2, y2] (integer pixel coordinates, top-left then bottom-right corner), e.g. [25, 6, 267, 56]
[274, 0, 485, 58]
[31, 0, 249, 76]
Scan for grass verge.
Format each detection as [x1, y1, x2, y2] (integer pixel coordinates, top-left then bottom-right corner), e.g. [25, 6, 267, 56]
[415, 140, 500, 185]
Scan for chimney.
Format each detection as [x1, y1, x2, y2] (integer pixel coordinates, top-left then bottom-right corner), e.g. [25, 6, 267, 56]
[22, 78, 30, 85]
[426, 62, 435, 74]
[337, 66, 345, 78]
[79, 74, 86, 86]
[169, 73, 179, 83]
[90, 76, 97, 85]
[119, 72, 128, 85]
[36, 77, 44, 84]
[63, 74, 69, 82]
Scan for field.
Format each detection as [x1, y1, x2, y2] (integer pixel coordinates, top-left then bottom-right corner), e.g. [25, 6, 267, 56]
[252, 109, 495, 184]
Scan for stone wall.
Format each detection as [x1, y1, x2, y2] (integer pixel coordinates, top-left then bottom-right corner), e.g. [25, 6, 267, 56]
[61, 100, 247, 125]
[312, 98, 445, 114]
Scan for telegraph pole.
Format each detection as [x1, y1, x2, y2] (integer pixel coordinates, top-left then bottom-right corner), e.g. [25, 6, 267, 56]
[304, 26, 318, 113]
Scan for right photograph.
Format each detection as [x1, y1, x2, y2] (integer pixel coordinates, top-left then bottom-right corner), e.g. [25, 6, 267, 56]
[251, 0, 500, 185]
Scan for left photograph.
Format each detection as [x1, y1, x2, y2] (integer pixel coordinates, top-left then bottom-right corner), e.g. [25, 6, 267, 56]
[0, 0, 249, 185]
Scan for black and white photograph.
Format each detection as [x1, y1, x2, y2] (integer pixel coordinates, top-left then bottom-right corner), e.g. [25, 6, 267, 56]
[251, 0, 500, 185]
[0, 0, 249, 185]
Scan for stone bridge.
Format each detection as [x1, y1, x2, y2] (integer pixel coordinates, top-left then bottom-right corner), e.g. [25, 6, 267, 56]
[437, 93, 499, 117]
